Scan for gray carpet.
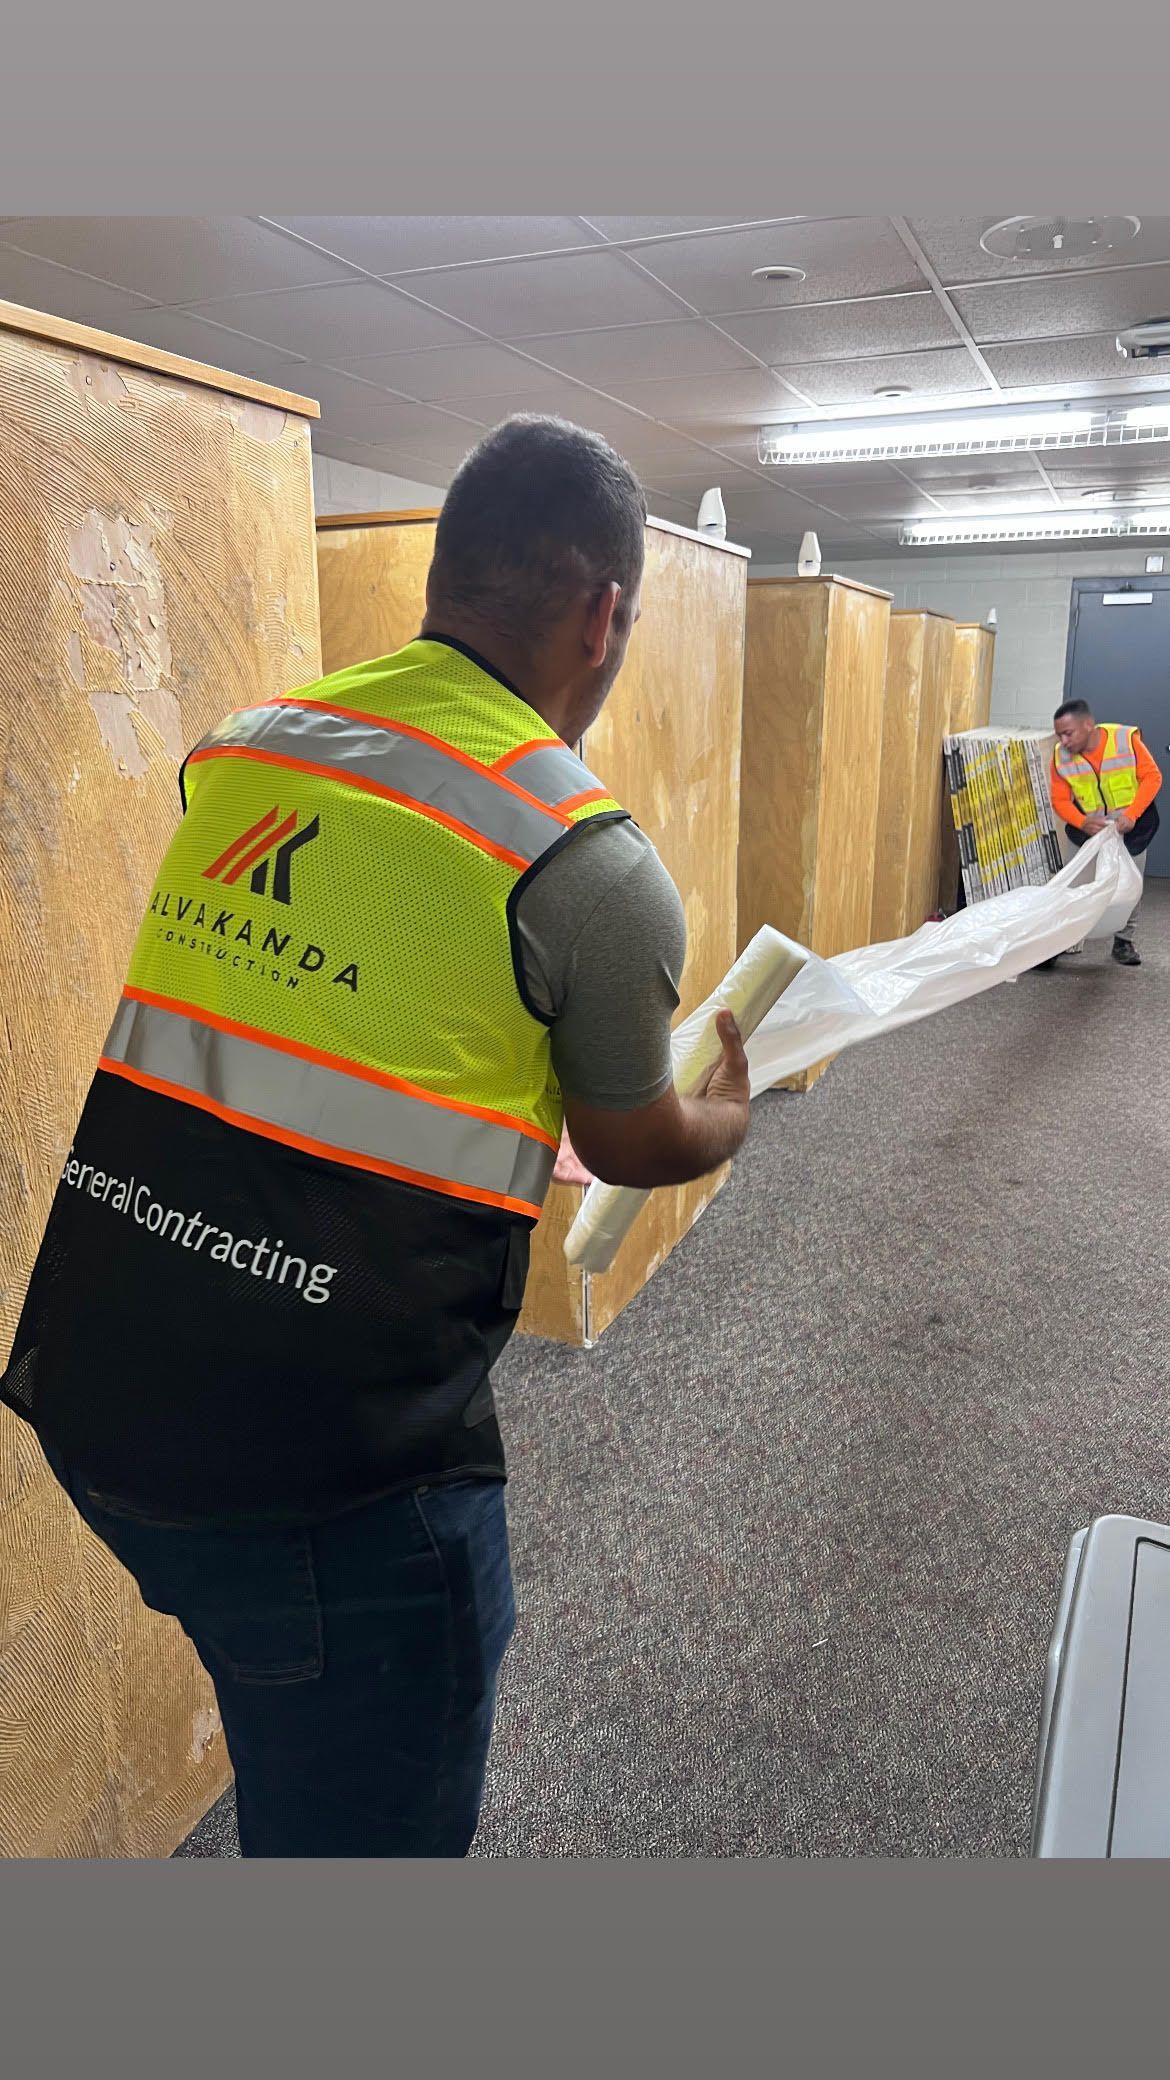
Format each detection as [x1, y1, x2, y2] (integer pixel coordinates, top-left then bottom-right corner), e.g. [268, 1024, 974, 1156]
[177, 884, 1170, 1858]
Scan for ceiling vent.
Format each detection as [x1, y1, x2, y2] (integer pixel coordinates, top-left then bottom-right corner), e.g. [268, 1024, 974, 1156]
[980, 215, 1141, 261]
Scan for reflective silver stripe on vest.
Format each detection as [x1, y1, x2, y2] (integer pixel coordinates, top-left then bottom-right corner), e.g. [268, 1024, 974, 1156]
[194, 704, 568, 867]
[1099, 725, 1134, 772]
[103, 996, 556, 1211]
[500, 741, 605, 808]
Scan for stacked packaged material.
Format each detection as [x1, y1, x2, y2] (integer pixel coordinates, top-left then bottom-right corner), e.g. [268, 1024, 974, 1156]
[943, 728, 1063, 904]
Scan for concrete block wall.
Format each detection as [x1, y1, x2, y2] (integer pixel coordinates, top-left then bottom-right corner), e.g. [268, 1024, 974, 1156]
[312, 449, 447, 518]
[753, 547, 1165, 730]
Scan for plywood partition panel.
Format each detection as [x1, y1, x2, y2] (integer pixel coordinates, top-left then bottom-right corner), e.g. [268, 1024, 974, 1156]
[948, 622, 996, 733]
[316, 509, 441, 667]
[573, 523, 748, 1341]
[738, 575, 891, 1092]
[872, 611, 956, 942]
[316, 511, 750, 1347]
[0, 302, 322, 1858]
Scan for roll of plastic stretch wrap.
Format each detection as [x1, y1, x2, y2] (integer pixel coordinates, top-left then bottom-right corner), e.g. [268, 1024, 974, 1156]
[563, 926, 809, 1272]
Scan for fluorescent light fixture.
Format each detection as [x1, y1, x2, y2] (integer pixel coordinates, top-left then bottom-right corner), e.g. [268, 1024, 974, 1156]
[900, 507, 1170, 546]
[758, 401, 1170, 466]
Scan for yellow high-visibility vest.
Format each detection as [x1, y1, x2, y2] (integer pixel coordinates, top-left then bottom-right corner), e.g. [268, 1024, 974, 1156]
[103, 638, 627, 1222]
[1054, 722, 1140, 817]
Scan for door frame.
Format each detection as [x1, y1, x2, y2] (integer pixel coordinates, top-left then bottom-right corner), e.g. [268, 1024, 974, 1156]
[1062, 571, 1170, 701]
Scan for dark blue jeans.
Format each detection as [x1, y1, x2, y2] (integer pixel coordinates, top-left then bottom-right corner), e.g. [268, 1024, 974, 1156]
[42, 1447, 515, 1857]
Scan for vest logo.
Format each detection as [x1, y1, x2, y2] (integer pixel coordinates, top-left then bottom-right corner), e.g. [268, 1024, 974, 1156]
[203, 806, 320, 905]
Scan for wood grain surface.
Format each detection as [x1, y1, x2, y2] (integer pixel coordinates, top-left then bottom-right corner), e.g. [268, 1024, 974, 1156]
[739, 576, 891, 1093]
[0, 297, 321, 419]
[873, 611, 956, 941]
[0, 313, 321, 1856]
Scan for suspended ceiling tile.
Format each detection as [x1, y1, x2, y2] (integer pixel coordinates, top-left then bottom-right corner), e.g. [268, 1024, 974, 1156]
[639, 462, 768, 501]
[989, 370, 1170, 404]
[715, 291, 956, 366]
[982, 333, 1170, 388]
[953, 265, 1170, 344]
[314, 398, 485, 466]
[929, 489, 1065, 514]
[771, 347, 989, 407]
[800, 482, 951, 521]
[0, 246, 152, 332]
[334, 438, 457, 482]
[901, 452, 1055, 483]
[169, 281, 476, 361]
[289, 364, 423, 415]
[264, 217, 604, 275]
[0, 216, 357, 304]
[908, 216, 1170, 286]
[627, 219, 925, 316]
[506, 319, 757, 383]
[1044, 453, 1170, 484]
[739, 459, 910, 487]
[459, 385, 712, 465]
[723, 484, 859, 531]
[104, 303, 312, 379]
[386, 249, 686, 337]
[613, 367, 803, 428]
[645, 492, 702, 526]
[334, 341, 569, 401]
[315, 433, 450, 484]
[903, 467, 1050, 500]
[585, 217, 780, 243]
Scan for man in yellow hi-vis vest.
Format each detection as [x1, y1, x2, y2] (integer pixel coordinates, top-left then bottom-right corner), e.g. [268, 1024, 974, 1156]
[1048, 698, 1162, 967]
[2, 415, 751, 1858]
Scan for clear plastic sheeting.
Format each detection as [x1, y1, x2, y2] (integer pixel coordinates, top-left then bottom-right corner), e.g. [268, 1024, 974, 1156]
[746, 825, 1140, 1098]
[565, 827, 1139, 1274]
[564, 926, 808, 1272]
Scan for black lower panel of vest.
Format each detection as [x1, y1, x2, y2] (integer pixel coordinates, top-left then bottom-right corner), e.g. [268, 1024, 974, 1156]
[2, 1073, 530, 1524]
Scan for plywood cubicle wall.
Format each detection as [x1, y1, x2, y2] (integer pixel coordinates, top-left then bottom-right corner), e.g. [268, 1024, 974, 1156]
[938, 622, 997, 910]
[948, 622, 996, 733]
[871, 611, 956, 942]
[315, 510, 750, 1346]
[739, 575, 892, 1093]
[0, 301, 322, 1857]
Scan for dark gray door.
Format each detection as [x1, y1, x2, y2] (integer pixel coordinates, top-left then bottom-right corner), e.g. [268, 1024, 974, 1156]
[1063, 576, 1170, 878]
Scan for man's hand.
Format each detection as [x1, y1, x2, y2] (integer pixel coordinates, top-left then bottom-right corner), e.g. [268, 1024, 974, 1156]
[1113, 811, 1136, 836]
[1082, 814, 1111, 835]
[694, 1011, 751, 1107]
[552, 1124, 594, 1188]
[561, 1010, 752, 1191]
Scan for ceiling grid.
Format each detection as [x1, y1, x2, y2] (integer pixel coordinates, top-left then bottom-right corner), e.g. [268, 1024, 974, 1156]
[2, 213, 1169, 558]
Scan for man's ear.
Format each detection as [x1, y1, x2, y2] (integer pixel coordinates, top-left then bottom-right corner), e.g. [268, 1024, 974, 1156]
[582, 581, 621, 668]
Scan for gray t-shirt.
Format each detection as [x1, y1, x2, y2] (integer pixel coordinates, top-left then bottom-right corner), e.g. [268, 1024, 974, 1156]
[513, 818, 687, 1112]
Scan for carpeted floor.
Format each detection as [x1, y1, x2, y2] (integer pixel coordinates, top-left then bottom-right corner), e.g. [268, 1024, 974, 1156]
[177, 885, 1170, 1858]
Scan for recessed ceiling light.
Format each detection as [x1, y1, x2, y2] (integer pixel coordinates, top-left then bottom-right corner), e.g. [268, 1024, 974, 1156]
[750, 265, 807, 284]
[980, 214, 1141, 260]
[901, 505, 1170, 546]
[759, 400, 1170, 466]
[874, 384, 911, 398]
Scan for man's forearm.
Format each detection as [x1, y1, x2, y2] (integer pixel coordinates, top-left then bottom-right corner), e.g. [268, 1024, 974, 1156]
[625, 1096, 749, 1189]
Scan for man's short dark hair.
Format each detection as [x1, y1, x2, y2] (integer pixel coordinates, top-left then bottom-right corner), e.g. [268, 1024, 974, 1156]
[429, 415, 648, 645]
[1054, 698, 1093, 723]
